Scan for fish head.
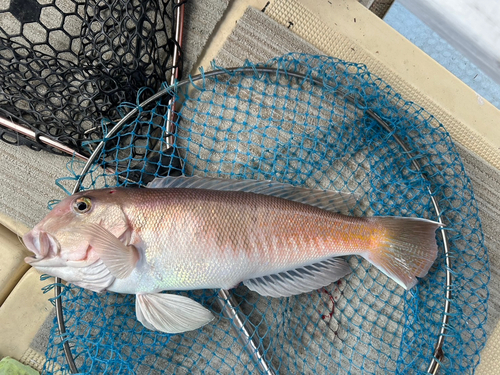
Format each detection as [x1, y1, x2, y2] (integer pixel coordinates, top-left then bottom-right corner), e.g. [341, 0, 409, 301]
[23, 188, 130, 290]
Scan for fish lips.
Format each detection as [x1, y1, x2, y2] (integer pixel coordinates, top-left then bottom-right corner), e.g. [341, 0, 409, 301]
[23, 231, 60, 265]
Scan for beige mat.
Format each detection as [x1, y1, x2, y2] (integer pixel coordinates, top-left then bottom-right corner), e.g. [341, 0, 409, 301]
[0, 141, 72, 233]
[1, 0, 498, 372]
[182, 0, 230, 74]
[257, 0, 500, 372]
[206, 6, 499, 372]
[265, 0, 500, 170]
[455, 142, 500, 374]
[0, 0, 231, 368]
[201, 1, 500, 371]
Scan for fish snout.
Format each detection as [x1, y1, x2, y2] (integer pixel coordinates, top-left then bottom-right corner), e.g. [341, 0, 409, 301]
[23, 231, 39, 256]
[23, 231, 60, 263]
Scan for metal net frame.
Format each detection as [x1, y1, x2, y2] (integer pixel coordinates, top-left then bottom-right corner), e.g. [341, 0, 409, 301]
[0, 0, 181, 157]
[41, 53, 488, 374]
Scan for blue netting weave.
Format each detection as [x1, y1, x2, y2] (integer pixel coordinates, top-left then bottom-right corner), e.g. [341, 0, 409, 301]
[43, 53, 489, 374]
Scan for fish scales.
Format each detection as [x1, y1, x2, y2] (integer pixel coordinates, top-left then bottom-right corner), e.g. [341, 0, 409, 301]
[119, 188, 378, 292]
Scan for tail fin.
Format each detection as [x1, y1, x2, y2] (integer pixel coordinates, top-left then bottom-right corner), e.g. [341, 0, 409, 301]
[364, 217, 442, 290]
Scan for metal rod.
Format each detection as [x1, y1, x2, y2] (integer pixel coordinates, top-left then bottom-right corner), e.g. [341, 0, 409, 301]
[55, 283, 78, 373]
[217, 290, 276, 375]
[56, 66, 451, 374]
[0, 116, 88, 161]
[165, 0, 185, 148]
[367, 111, 451, 375]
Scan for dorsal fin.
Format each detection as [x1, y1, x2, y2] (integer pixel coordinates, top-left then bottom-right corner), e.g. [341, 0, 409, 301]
[147, 176, 358, 212]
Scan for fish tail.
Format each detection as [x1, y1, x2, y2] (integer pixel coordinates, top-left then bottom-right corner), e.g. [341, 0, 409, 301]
[364, 217, 442, 289]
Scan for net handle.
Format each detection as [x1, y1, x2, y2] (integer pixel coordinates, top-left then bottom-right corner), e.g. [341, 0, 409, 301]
[0, 116, 88, 160]
[56, 66, 451, 374]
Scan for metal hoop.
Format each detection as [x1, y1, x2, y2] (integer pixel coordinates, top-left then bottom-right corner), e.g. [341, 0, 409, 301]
[55, 66, 451, 374]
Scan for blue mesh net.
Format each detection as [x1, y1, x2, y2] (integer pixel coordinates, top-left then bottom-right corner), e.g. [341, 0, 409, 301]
[42, 53, 489, 374]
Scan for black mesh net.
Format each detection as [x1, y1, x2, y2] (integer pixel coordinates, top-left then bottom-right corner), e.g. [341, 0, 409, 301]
[0, 0, 179, 156]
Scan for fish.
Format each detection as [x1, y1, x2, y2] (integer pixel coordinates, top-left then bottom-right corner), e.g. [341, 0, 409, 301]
[23, 176, 441, 334]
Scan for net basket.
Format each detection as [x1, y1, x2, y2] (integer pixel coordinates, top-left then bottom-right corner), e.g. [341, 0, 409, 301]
[43, 53, 489, 375]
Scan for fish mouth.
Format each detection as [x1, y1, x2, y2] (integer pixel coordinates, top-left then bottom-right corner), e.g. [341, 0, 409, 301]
[23, 231, 60, 265]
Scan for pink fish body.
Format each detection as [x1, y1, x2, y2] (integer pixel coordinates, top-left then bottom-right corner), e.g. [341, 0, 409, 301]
[24, 177, 441, 333]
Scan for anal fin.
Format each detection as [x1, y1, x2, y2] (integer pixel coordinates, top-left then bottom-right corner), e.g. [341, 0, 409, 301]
[243, 258, 351, 298]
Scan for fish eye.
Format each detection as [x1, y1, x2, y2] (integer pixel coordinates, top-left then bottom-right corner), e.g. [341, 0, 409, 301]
[73, 197, 92, 214]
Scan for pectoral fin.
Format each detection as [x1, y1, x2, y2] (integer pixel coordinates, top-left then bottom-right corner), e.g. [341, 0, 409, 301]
[82, 223, 139, 279]
[136, 293, 214, 334]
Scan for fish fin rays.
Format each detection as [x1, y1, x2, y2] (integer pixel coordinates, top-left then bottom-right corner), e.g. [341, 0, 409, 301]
[81, 223, 139, 279]
[364, 217, 442, 290]
[147, 176, 358, 212]
[243, 258, 351, 298]
[136, 293, 214, 333]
